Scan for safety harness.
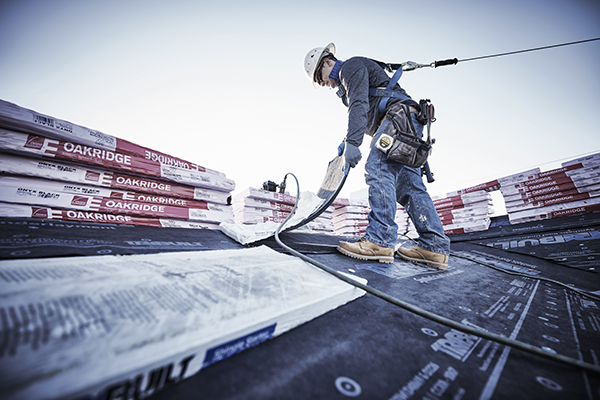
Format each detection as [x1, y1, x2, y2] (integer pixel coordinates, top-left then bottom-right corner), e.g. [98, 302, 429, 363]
[370, 60, 436, 182]
[369, 62, 412, 117]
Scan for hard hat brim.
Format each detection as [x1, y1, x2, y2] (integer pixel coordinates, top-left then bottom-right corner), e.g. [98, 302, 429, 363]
[305, 42, 336, 88]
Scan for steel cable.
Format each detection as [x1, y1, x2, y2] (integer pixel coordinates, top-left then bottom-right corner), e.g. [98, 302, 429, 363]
[458, 37, 600, 63]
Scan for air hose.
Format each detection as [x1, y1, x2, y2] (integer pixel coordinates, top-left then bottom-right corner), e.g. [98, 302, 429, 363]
[274, 172, 600, 376]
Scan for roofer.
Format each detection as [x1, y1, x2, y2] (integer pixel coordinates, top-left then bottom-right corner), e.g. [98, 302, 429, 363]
[304, 43, 451, 269]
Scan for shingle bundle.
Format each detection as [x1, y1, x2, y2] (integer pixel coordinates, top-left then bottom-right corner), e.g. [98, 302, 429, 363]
[332, 200, 449, 240]
[308, 209, 335, 234]
[433, 190, 495, 235]
[233, 187, 297, 225]
[331, 199, 417, 239]
[500, 153, 600, 224]
[0, 100, 235, 228]
[332, 198, 370, 237]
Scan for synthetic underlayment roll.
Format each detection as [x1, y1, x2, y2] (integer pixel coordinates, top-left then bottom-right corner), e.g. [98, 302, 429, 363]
[0, 246, 366, 400]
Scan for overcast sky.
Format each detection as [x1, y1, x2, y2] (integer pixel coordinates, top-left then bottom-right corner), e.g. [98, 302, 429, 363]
[1, 0, 599, 208]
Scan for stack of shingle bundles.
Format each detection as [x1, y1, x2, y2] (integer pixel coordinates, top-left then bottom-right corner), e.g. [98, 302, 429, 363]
[501, 153, 600, 225]
[0, 100, 235, 228]
[396, 205, 417, 238]
[0, 172, 232, 229]
[232, 187, 335, 233]
[331, 201, 417, 239]
[332, 198, 370, 237]
[438, 182, 498, 235]
[232, 187, 297, 225]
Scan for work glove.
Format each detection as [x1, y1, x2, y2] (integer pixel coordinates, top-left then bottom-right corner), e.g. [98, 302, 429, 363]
[342, 142, 362, 168]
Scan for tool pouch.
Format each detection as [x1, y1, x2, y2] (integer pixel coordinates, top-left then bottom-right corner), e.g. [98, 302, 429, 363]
[375, 102, 431, 169]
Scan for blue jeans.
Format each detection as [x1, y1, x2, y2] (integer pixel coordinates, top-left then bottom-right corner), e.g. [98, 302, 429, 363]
[363, 116, 450, 254]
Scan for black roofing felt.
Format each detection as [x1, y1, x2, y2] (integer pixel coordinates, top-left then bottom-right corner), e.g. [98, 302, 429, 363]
[0, 218, 242, 259]
[449, 212, 600, 272]
[0, 214, 599, 399]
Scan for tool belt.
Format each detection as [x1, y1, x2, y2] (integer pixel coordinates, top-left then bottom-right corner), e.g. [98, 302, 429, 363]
[375, 100, 433, 169]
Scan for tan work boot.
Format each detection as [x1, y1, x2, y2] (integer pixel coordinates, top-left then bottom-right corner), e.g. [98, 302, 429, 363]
[337, 238, 394, 264]
[396, 245, 448, 270]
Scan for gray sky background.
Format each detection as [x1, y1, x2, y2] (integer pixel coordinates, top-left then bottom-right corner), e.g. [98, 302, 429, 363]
[1, 0, 599, 208]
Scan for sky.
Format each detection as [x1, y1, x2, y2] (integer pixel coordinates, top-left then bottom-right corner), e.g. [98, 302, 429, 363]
[1, 0, 599, 213]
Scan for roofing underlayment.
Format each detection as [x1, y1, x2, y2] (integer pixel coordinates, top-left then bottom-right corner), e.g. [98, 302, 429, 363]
[0, 100, 599, 399]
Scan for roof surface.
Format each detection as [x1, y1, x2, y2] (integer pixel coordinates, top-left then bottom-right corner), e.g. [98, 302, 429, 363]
[1, 212, 598, 399]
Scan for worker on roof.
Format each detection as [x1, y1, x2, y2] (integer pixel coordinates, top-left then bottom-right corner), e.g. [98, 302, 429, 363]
[304, 43, 450, 269]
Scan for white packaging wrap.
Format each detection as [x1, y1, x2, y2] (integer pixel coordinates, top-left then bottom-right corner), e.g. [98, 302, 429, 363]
[0, 100, 224, 176]
[0, 152, 232, 204]
[233, 196, 295, 213]
[0, 202, 220, 229]
[508, 197, 600, 224]
[0, 130, 235, 191]
[443, 217, 491, 234]
[562, 152, 600, 167]
[0, 176, 234, 223]
[233, 187, 297, 205]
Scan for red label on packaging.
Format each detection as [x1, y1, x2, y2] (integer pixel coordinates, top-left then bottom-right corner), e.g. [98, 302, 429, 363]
[31, 207, 48, 218]
[85, 171, 101, 182]
[71, 195, 89, 206]
[24, 135, 45, 150]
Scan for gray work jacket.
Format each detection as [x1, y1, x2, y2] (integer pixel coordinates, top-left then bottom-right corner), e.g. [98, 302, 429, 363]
[338, 56, 413, 146]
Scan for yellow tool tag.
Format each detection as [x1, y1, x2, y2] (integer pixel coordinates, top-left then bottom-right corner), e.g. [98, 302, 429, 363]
[375, 133, 394, 153]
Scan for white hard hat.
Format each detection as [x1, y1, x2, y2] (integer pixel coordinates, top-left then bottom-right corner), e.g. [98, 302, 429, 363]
[304, 42, 336, 88]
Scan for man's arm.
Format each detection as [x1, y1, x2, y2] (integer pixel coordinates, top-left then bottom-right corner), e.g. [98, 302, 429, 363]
[340, 59, 371, 148]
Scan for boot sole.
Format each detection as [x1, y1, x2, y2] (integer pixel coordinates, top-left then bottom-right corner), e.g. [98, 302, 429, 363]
[337, 246, 394, 264]
[396, 252, 448, 270]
